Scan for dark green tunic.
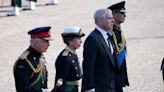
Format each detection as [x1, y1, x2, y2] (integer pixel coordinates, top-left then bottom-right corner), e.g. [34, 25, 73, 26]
[54, 48, 82, 92]
[13, 47, 47, 92]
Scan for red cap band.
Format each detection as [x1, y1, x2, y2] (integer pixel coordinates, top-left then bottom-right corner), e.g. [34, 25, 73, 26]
[31, 32, 50, 38]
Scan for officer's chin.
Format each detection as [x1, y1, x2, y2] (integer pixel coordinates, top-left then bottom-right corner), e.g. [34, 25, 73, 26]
[42, 49, 48, 53]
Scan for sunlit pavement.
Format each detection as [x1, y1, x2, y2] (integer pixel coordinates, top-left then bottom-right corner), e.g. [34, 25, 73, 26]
[0, 0, 164, 92]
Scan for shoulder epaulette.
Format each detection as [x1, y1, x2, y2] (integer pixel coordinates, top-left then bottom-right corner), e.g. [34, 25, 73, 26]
[62, 49, 69, 56]
[13, 50, 44, 87]
[19, 51, 30, 60]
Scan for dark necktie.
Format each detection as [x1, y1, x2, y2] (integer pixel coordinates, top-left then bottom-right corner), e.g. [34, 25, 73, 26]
[107, 33, 115, 52]
[107, 33, 118, 69]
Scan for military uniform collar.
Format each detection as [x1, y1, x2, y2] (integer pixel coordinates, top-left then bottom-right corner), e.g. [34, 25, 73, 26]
[28, 46, 42, 58]
[65, 46, 76, 55]
[114, 24, 121, 30]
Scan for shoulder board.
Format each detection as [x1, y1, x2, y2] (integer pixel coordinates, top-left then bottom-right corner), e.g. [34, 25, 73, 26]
[62, 50, 69, 56]
[19, 51, 30, 60]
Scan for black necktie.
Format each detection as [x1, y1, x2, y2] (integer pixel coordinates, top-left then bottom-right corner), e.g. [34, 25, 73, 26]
[107, 33, 118, 69]
[107, 33, 115, 52]
[107, 33, 112, 52]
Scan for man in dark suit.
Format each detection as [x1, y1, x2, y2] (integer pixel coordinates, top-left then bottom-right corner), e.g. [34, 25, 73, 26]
[108, 1, 129, 92]
[13, 27, 52, 92]
[81, 9, 118, 92]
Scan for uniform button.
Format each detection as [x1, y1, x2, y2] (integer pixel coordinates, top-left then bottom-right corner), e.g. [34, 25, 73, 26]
[72, 60, 75, 63]
[33, 57, 36, 60]
[75, 67, 78, 70]
[76, 74, 79, 77]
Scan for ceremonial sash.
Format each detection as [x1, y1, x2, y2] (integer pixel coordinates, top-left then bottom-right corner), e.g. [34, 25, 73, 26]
[117, 48, 126, 68]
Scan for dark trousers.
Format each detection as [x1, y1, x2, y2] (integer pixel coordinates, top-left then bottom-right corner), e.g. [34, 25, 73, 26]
[116, 87, 123, 92]
[55, 85, 78, 92]
[71, 86, 78, 92]
[11, 0, 21, 7]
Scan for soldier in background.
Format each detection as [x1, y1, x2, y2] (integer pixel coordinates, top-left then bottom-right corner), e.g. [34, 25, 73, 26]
[7, 0, 36, 16]
[46, 0, 58, 5]
[51, 27, 85, 92]
[7, 0, 58, 16]
[108, 1, 129, 92]
[23, 0, 37, 10]
[13, 27, 52, 92]
[7, 0, 21, 16]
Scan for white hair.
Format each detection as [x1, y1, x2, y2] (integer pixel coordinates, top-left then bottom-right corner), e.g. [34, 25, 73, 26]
[94, 9, 112, 22]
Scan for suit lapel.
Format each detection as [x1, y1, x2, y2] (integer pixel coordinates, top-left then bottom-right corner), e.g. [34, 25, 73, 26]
[94, 29, 116, 68]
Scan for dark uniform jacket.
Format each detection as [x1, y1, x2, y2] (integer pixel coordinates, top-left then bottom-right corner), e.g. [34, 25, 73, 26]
[81, 28, 118, 92]
[54, 47, 82, 92]
[112, 24, 129, 88]
[13, 47, 48, 92]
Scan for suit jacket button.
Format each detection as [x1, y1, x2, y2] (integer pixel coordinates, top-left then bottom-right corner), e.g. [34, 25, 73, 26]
[72, 60, 75, 63]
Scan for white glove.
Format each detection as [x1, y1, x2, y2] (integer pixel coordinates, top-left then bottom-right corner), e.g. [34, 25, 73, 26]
[42, 88, 50, 92]
[85, 88, 95, 92]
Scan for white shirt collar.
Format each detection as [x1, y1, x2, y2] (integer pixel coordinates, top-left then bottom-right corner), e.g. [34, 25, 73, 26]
[96, 26, 114, 54]
[96, 26, 108, 38]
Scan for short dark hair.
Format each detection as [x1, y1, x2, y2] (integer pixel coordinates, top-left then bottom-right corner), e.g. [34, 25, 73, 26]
[62, 36, 75, 45]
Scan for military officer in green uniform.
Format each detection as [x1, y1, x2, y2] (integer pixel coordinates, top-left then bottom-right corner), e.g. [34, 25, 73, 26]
[13, 26, 52, 92]
[108, 1, 129, 92]
[51, 27, 85, 92]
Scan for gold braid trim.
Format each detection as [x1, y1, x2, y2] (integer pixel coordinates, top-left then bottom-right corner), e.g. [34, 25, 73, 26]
[111, 31, 120, 51]
[24, 58, 43, 73]
[13, 51, 30, 75]
[111, 31, 126, 54]
[121, 31, 126, 48]
[13, 51, 43, 73]
[30, 65, 43, 87]
[13, 51, 45, 86]
[30, 72, 34, 78]
[24, 56, 44, 86]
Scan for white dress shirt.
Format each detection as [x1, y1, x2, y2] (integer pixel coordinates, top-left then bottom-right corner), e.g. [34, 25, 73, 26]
[96, 26, 114, 54]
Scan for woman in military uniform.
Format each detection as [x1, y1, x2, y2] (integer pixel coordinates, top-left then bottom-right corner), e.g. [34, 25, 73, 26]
[51, 27, 85, 92]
